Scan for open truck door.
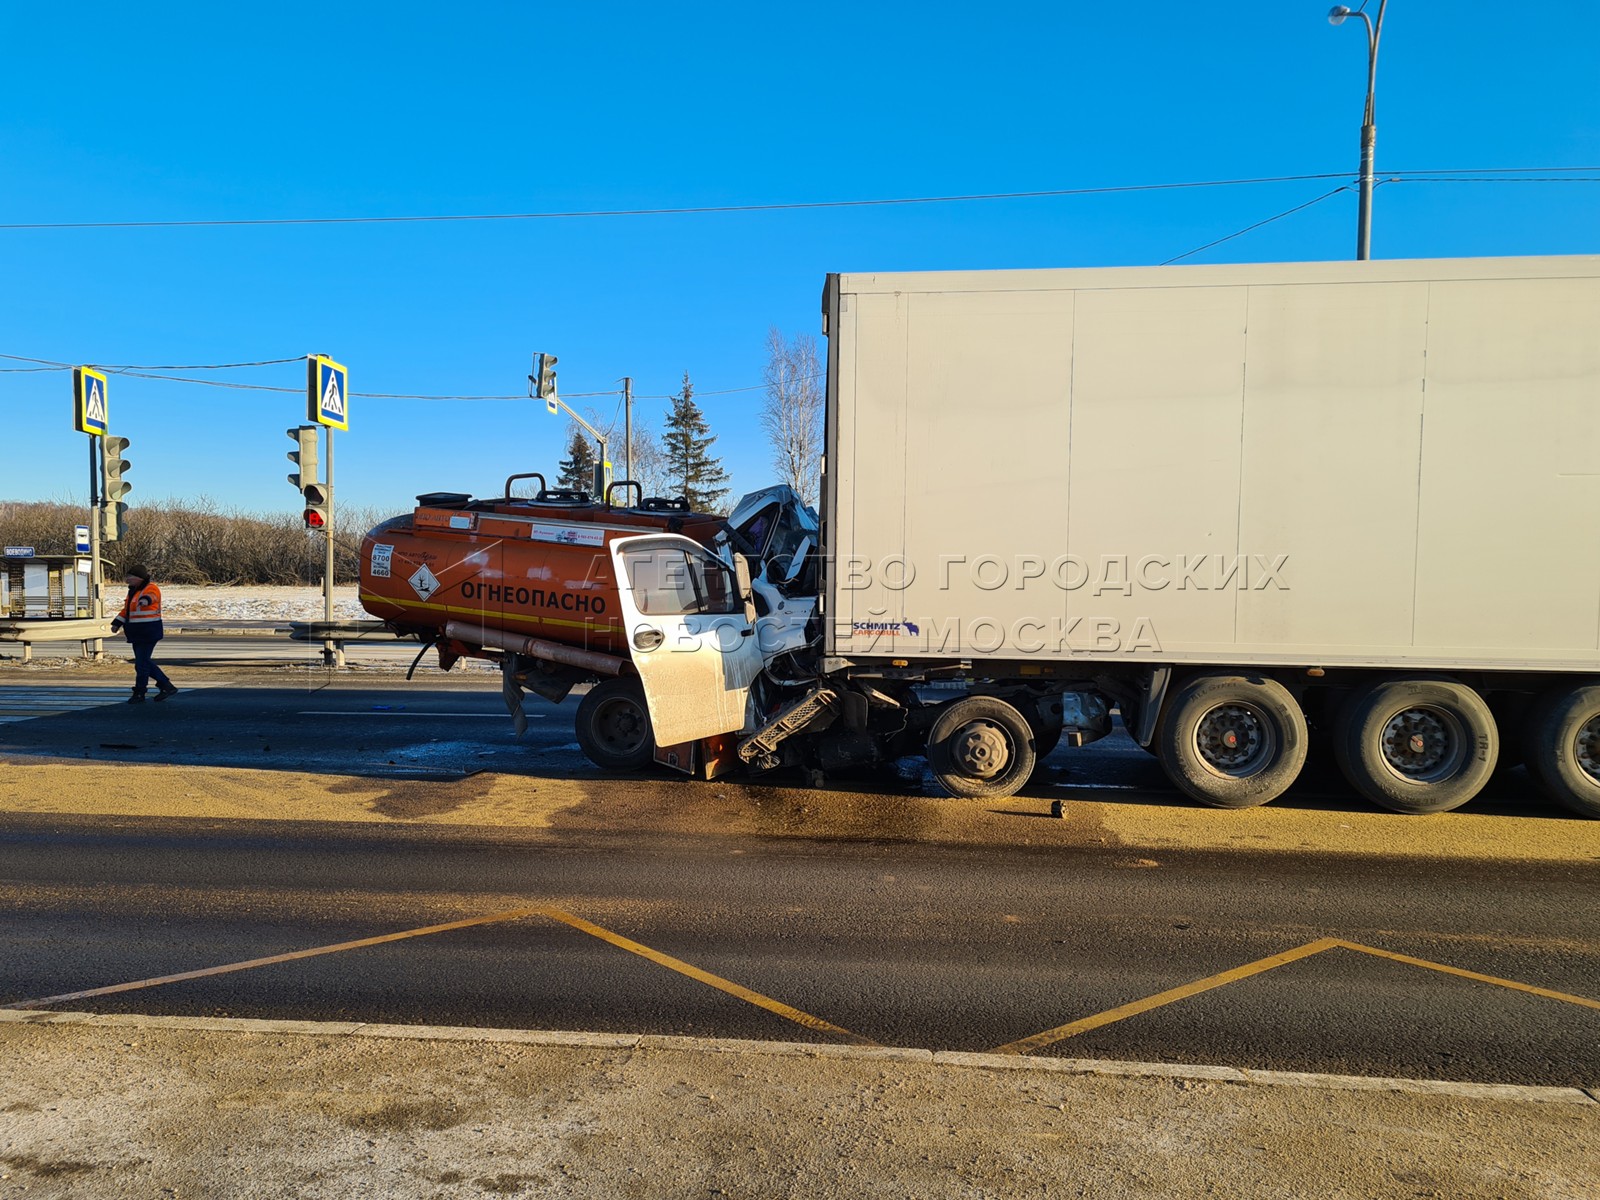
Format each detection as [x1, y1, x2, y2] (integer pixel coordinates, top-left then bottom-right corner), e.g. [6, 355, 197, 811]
[609, 533, 763, 746]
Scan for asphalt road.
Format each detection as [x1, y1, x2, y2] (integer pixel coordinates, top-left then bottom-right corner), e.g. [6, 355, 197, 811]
[1, 675, 1597, 1088]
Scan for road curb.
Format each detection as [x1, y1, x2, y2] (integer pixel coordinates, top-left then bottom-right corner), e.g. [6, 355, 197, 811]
[1, 1008, 1592, 1106]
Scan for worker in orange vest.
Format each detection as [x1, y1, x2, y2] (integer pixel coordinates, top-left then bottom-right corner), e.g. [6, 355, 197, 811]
[111, 565, 178, 702]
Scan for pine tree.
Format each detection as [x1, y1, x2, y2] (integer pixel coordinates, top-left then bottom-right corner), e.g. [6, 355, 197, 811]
[662, 372, 730, 512]
[556, 427, 597, 494]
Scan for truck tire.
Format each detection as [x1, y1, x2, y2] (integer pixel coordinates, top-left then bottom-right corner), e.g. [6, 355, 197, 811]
[1334, 678, 1496, 814]
[575, 678, 656, 771]
[1027, 696, 1066, 760]
[1154, 674, 1307, 808]
[928, 696, 1037, 799]
[1523, 684, 1600, 819]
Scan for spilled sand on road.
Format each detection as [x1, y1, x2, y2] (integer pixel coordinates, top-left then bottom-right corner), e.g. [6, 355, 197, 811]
[0, 760, 589, 829]
[4, 757, 1600, 862]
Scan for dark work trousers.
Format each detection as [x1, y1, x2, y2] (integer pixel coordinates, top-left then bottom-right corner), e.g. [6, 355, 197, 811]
[130, 638, 172, 695]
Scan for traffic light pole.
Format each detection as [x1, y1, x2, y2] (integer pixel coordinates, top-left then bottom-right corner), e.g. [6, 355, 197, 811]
[623, 376, 633, 486]
[550, 398, 609, 499]
[323, 425, 338, 667]
[87, 435, 104, 661]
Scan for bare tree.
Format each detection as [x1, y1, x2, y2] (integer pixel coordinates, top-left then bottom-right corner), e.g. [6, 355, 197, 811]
[760, 328, 824, 506]
[575, 404, 674, 502]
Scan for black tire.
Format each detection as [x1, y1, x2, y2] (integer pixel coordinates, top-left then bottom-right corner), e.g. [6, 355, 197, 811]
[1334, 678, 1496, 814]
[927, 696, 1037, 799]
[1523, 684, 1600, 819]
[1027, 696, 1066, 759]
[574, 678, 656, 771]
[1154, 674, 1307, 808]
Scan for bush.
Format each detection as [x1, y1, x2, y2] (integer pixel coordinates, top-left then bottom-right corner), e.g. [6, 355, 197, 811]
[0, 497, 386, 584]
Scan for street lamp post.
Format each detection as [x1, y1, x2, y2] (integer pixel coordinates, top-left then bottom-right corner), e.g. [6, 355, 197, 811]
[1328, 1, 1388, 260]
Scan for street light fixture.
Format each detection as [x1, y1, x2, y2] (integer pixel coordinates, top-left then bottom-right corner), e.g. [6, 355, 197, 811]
[1327, 0, 1387, 260]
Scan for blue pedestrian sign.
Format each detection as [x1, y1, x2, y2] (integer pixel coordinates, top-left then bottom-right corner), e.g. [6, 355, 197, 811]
[307, 355, 350, 430]
[73, 367, 109, 436]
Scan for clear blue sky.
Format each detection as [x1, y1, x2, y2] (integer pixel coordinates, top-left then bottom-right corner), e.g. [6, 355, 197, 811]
[3, 1, 1596, 519]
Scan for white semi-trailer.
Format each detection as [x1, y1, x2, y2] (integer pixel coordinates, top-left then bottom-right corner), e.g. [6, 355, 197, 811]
[806, 254, 1600, 815]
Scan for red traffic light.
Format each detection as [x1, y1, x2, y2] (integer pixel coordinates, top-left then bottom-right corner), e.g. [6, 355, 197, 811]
[303, 509, 326, 528]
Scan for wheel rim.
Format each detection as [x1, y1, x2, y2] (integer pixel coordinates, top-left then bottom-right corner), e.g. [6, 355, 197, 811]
[1379, 705, 1465, 783]
[593, 696, 648, 755]
[1574, 715, 1600, 784]
[1194, 702, 1276, 777]
[950, 720, 1012, 780]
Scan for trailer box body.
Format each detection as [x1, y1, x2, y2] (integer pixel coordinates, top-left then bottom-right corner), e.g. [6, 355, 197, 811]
[822, 256, 1600, 673]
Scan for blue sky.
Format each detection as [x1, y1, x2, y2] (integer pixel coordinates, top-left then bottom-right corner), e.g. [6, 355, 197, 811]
[3, 1, 1596, 519]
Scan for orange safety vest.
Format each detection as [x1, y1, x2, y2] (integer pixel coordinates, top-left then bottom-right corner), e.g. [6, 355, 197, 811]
[120, 581, 163, 624]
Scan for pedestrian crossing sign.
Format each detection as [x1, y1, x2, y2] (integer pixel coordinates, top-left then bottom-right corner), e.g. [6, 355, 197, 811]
[73, 367, 109, 437]
[307, 355, 350, 430]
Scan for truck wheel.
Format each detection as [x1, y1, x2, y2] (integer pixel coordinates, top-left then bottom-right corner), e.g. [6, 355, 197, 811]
[1524, 684, 1600, 819]
[1334, 679, 1496, 814]
[928, 696, 1037, 799]
[575, 678, 655, 771]
[1155, 674, 1307, 808]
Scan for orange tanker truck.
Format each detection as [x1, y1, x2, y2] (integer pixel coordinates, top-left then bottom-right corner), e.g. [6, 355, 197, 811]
[357, 475, 898, 780]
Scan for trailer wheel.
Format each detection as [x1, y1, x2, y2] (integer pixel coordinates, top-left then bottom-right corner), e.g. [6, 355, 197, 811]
[1524, 684, 1600, 819]
[1334, 678, 1496, 814]
[1155, 674, 1307, 808]
[574, 678, 656, 771]
[928, 696, 1037, 799]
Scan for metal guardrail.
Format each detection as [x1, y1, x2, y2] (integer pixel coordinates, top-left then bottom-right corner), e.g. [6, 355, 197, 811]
[285, 619, 397, 642]
[0, 617, 118, 663]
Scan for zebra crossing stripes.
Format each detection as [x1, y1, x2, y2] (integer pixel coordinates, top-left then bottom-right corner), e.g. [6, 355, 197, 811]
[0, 687, 144, 724]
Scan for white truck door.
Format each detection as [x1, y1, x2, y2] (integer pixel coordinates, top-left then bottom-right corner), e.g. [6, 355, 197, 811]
[609, 533, 763, 746]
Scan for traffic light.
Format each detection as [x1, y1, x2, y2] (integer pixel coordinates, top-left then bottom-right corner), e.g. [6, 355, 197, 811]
[100, 436, 131, 542]
[102, 435, 131, 502]
[286, 425, 320, 492]
[532, 352, 558, 405]
[302, 482, 331, 529]
[100, 502, 128, 544]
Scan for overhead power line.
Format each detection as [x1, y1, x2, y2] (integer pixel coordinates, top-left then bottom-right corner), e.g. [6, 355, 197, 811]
[0, 174, 1350, 230]
[0, 167, 1593, 232]
[1163, 187, 1355, 266]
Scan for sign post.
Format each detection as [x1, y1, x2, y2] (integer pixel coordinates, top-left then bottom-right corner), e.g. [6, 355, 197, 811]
[73, 368, 109, 661]
[307, 355, 349, 666]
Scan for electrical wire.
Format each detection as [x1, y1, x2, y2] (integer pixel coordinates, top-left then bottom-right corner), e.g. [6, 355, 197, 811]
[4, 167, 1593, 394]
[0, 173, 1356, 231]
[1162, 186, 1354, 266]
[1, 167, 1593, 233]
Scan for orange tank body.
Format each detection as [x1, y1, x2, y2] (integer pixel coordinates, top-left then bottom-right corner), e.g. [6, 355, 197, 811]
[359, 489, 725, 658]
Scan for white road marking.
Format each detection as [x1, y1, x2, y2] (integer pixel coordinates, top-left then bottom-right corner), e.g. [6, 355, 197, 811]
[0, 687, 153, 723]
[294, 711, 543, 718]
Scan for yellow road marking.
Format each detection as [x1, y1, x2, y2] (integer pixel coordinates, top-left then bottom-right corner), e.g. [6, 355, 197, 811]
[992, 937, 1344, 1056]
[1335, 939, 1600, 1011]
[1, 907, 544, 1011]
[540, 907, 874, 1045]
[993, 935, 1600, 1056]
